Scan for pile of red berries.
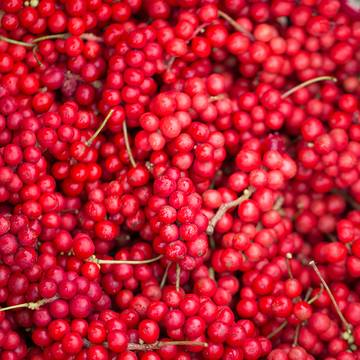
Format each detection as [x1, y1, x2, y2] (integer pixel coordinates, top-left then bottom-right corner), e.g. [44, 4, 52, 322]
[0, 0, 359, 359]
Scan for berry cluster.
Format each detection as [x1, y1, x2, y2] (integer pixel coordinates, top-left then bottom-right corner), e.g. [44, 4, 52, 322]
[0, 0, 360, 359]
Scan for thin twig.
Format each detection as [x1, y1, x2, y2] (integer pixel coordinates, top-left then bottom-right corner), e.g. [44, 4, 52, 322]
[0, 35, 34, 47]
[326, 233, 337, 242]
[206, 187, 254, 235]
[209, 267, 215, 280]
[166, 56, 176, 71]
[307, 285, 324, 304]
[176, 264, 181, 292]
[122, 120, 137, 168]
[209, 235, 216, 250]
[88, 254, 163, 265]
[273, 196, 284, 211]
[209, 94, 227, 102]
[80, 33, 104, 42]
[304, 287, 313, 302]
[160, 262, 171, 289]
[0, 296, 58, 312]
[32, 46, 43, 67]
[282, 76, 337, 99]
[334, 190, 360, 211]
[267, 321, 288, 339]
[309, 260, 352, 333]
[0, 32, 103, 48]
[32, 33, 70, 43]
[85, 109, 115, 146]
[218, 10, 255, 40]
[293, 324, 301, 347]
[285, 253, 293, 279]
[127, 341, 208, 351]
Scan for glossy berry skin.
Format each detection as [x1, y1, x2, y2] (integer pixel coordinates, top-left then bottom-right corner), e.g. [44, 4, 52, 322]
[138, 319, 160, 343]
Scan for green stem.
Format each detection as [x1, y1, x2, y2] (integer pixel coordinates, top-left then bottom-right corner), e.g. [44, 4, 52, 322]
[32, 33, 70, 43]
[0, 35, 34, 47]
[32, 33, 103, 44]
[307, 285, 324, 304]
[267, 321, 288, 339]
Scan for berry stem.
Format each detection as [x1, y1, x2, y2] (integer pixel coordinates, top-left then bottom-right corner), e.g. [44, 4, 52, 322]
[122, 120, 137, 168]
[160, 262, 171, 288]
[80, 33, 103, 42]
[0, 32, 102, 50]
[267, 320, 288, 339]
[293, 324, 301, 347]
[32, 33, 70, 43]
[166, 23, 208, 72]
[334, 190, 360, 211]
[209, 94, 227, 102]
[85, 109, 115, 146]
[282, 76, 338, 99]
[304, 287, 313, 302]
[307, 285, 324, 304]
[326, 233, 337, 242]
[285, 253, 293, 279]
[166, 56, 176, 71]
[127, 341, 208, 351]
[32, 33, 103, 44]
[176, 263, 181, 292]
[0, 35, 34, 47]
[32, 46, 43, 67]
[309, 260, 352, 332]
[273, 196, 284, 211]
[84, 339, 207, 351]
[89, 254, 163, 265]
[193, 23, 208, 38]
[0, 296, 58, 312]
[218, 10, 255, 40]
[83, 339, 92, 348]
[206, 187, 254, 235]
[209, 235, 216, 249]
[209, 267, 215, 280]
